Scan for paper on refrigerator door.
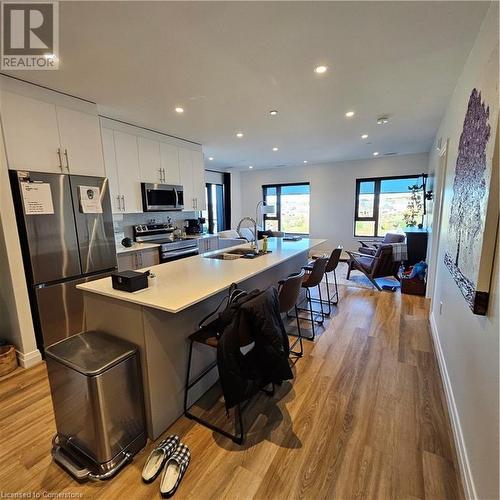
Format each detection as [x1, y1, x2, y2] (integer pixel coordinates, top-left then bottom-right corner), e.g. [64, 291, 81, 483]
[21, 182, 54, 215]
[79, 185, 103, 214]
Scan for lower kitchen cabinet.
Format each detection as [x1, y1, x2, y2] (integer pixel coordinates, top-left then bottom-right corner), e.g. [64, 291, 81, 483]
[117, 247, 160, 271]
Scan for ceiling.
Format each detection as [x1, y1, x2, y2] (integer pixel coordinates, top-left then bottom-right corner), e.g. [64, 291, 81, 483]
[5, 1, 489, 170]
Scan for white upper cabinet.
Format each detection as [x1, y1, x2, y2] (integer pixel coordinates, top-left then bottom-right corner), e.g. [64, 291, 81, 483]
[1, 89, 105, 177]
[191, 150, 207, 211]
[100, 116, 204, 214]
[178, 148, 206, 211]
[1, 91, 62, 173]
[179, 147, 195, 210]
[113, 130, 142, 213]
[56, 106, 105, 176]
[101, 127, 121, 213]
[160, 142, 180, 184]
[138, 136, 162, 184]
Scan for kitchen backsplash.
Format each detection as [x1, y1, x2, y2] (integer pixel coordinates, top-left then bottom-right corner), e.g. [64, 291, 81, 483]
[113, 211, 198, 244]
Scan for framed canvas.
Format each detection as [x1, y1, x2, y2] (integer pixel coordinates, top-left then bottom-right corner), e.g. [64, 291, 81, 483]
[444, 47, 499, 315]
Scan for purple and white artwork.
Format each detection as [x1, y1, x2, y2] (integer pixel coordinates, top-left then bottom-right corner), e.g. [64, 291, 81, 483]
[444, 86, 498, 315]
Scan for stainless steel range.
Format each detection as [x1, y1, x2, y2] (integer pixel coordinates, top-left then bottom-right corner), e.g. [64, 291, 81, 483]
[133, 224, 199, 263]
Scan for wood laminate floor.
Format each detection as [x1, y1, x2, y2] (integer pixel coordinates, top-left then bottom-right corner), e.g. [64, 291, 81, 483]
[0, 285, 464, 499]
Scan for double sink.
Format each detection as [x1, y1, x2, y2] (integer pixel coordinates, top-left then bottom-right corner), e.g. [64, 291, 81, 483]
[204, 247, 269, 260]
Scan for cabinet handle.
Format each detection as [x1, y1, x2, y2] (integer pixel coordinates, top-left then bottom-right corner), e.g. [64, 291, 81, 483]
[163, 168, 166, 183]
[159, 168, 163, 182]
[116, 195, 121, 211]
[63, 149, 70, 171]
[121, 195, 125, 212]
[57, 149, 63, 171]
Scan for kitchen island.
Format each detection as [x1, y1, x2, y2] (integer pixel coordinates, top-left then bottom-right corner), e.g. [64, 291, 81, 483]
[78, 237, 325, 439]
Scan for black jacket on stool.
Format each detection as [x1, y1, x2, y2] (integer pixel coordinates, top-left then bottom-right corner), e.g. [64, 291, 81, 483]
[216, 287, 293, 409]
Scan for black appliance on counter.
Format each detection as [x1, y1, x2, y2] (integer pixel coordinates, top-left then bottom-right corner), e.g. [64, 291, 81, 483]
[134, 224, 198, 263]
[185, 217, 205, 235]
[9, 170, 117, 351]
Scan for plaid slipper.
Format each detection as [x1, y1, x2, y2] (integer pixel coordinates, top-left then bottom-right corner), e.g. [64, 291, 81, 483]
[142, 435, 180, 483]
[159, 442, 191, 498]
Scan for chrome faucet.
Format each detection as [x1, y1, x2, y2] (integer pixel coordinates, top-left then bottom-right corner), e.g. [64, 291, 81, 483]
[236, 217, 258, 253]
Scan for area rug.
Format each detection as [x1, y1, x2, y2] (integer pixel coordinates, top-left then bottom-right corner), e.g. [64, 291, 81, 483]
[334, 261, 400, 290]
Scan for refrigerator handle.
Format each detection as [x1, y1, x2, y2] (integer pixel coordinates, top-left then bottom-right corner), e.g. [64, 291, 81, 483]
[57, 149, 63, 171]
[63, 149, 70, 171]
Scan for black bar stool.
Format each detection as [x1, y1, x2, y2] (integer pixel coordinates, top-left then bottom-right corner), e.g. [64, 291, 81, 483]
[278, 269, 306, 357]
[309, 246, 342, 315]
[184, 285, 278, 445]
[297, 256, 329, 341]
[183, 326, 244, 444]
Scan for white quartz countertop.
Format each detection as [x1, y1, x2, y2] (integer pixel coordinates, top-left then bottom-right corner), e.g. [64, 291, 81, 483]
[116, 242, 161, 255]
[79, 237, 325, 313]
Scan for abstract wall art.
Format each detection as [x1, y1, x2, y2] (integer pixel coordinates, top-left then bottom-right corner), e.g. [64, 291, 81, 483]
[444, 51, 499, 315]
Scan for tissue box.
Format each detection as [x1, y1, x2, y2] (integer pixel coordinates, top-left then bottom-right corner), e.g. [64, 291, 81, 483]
[111, 270, 148, 293]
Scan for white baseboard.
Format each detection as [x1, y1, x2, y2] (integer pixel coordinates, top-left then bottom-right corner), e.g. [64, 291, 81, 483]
[16, 348, 42, 369]
[429, 312, 476, 500]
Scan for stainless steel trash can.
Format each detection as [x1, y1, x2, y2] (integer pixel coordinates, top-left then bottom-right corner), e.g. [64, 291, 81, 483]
[45, 330, 147, 481]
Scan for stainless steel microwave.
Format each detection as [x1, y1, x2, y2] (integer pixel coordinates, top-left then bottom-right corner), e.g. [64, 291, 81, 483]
[141, 183, 184, 211]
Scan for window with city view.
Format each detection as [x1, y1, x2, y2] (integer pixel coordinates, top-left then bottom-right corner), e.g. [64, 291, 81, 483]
[354, 175, 424, 237]
[263, 183, 310, 234]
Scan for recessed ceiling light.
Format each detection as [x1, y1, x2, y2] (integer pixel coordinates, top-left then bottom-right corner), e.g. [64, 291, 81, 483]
[361, 134, 368, 139]
[314, 65, 328, 74]
[248, 165, 253, 169]
[175, 107, 184, 113]
[345, 111, 355, 118]
[270, 110, 278, 116]
[236, 132, 244, 138]
[272, 147, 279, 151]
[303, 160, 308, 164]
[208, 157, 214, 161]
[377, 115, 389, 125]
[373, 152, 379, 156]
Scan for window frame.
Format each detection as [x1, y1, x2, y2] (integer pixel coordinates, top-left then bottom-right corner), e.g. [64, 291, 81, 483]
[262, 182, 310, 235]
[205, 182, 226, 234]
[354, 174, 425, 238]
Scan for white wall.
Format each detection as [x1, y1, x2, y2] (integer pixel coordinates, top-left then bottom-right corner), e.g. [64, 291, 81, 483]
[0, 119, 41, 368]
[428, 4, 499, 499]
[230, 170, 242, 228]
[237, 153, 428, 251]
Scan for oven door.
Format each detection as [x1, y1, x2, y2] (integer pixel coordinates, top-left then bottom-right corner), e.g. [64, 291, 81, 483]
[161, 247, 198, 263]
[141, 183, 179, 211]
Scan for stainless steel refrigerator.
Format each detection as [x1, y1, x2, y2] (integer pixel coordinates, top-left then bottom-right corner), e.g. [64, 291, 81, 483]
[10, 170, 117, 350]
